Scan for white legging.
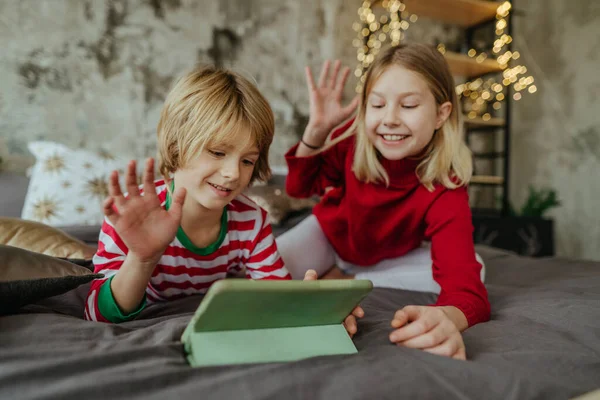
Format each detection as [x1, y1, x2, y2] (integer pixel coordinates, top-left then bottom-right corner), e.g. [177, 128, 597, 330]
[276, 215, 485, 293]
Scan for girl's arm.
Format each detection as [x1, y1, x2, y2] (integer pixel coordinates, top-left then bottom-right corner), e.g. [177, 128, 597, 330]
[285, 60, 358, 198]
[285, 119, 354, 198]
[425, 186, 490, 327]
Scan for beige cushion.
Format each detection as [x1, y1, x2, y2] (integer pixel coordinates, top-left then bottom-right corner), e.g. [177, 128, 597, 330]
[0, 244, 95, 282]
[0, 217, 96, 259]
[0, 244, 101, 313]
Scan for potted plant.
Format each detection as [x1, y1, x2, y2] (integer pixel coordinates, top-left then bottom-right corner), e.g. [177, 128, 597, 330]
[473, 187, 560, 257]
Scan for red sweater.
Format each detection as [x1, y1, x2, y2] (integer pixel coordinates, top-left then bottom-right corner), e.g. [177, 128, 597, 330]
[285, 121, 490, 327]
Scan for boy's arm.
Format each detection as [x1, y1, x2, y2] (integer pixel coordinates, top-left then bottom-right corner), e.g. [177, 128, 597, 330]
[243, 209, 291, 280]
[85, 219, 150, 323]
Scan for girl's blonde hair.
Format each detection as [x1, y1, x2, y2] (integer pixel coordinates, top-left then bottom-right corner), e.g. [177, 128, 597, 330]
[327, 43, 472, 191]
[157, 65, 274, 185]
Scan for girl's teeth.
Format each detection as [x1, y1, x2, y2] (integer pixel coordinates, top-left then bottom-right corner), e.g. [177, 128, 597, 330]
[383, 134, 407, 141]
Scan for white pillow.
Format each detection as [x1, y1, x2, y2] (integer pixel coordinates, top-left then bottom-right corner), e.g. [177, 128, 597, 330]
[21, 141, 136, 227]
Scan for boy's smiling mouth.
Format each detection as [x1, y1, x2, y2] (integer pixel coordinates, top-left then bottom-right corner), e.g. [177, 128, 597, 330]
[208, 182, 233, 192]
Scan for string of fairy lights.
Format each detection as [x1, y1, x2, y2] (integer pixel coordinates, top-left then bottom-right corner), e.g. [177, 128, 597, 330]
[352, 0, 536, 121]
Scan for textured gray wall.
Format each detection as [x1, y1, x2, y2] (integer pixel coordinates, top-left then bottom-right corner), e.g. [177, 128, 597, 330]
[0, 0, 361, 171]
[510, 1, 600, 260]
[1, 0, 598, 260]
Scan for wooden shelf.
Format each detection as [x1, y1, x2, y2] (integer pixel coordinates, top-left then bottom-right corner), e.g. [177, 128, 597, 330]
[371, 0, 500, 28]
[464, 116, 505, 128]
[401, 0, 500, 28]
[444, 51, 503, 78]
[470, 175, 504, 185]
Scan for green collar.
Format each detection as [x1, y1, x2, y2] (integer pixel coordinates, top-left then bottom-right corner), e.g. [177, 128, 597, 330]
[165, 180, 228, 255]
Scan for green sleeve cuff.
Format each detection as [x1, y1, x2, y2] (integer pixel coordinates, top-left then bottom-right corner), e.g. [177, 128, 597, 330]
[97, 276, 146, 323]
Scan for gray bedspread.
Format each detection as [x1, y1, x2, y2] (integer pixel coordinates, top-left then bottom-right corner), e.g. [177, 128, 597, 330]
[1, 246, 599, 400]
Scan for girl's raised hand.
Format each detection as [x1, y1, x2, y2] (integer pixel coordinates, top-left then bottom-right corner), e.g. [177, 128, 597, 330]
[304, 60, 360, 143]
[102, 158, 186, 265]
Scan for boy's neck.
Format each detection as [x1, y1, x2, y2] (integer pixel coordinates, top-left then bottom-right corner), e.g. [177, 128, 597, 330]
[181, 197, 223, 230]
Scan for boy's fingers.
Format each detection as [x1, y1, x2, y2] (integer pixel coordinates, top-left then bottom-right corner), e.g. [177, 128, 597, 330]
[344, 315, 357, 336]
[125, 160, 140, 196]
[102, 197, 116, 216]
[352, 306, 364, 318]
[142, 158, 156, 197]
[303, 269, 318, 281]
[168, 187, 186, 222]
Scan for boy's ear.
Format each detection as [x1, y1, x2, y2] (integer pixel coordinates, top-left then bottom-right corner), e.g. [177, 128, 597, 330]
[435, 101, 453, 129]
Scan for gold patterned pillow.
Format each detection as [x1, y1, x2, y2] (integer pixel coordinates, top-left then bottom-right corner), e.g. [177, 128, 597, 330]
[21, 141, 133, 227]
[0, 217, 96, 259]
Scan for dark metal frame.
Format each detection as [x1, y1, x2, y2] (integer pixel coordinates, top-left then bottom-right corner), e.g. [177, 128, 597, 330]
[464, 1, 514, 217]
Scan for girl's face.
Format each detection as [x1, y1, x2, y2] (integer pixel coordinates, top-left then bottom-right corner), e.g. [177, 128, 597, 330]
[174, 130, 259, 212]
[364, 65, 452, 161]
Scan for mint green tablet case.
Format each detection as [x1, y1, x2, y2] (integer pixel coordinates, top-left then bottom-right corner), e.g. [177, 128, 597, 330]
[181, 279, 373, 367]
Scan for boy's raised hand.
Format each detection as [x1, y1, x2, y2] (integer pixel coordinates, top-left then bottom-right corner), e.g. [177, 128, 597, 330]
[303, 269, 365, 338]
[103, 158, 186, 266]
[304, 60, 359, 143]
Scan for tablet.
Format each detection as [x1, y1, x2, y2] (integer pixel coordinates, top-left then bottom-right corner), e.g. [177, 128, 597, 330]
[181, 278, 373, 367]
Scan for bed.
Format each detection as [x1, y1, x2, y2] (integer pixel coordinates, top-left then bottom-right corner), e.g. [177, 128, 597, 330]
[1, 173, 599, 399]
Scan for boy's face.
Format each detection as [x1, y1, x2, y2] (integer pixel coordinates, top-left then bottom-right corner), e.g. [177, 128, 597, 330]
[174, 130, 259, 211]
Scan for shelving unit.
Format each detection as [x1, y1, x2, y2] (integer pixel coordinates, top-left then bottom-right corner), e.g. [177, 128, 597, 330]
[367, 0, 512, 215]
[400, 0, 499, 27]
[443, 51, 503, 78]
[383, 0, 510, 215]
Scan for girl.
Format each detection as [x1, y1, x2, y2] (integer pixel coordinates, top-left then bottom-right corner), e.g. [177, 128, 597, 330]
[84, 65, 362, 334]
[277, 43, 490, 360]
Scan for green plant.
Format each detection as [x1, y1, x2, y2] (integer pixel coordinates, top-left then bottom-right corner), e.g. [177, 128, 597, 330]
[504, 186, 561, 218]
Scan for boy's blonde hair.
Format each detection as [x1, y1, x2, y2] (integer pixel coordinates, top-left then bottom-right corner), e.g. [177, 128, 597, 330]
[328, 43, 472, 191]
[157, 65, 274, 185]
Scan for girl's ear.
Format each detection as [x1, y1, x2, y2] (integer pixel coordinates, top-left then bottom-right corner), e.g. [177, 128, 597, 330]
[435, 101, 453, 129]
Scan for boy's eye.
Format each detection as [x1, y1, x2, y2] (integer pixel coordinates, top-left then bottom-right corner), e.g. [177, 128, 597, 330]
[209, 150, 225, 157]
[403, 104, 418, 109]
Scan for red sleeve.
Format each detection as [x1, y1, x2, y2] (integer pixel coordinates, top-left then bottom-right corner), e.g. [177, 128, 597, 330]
[244, 208, 291, 280]
[425, 187, 491, 327]
[84, 217, 128, 322]
[284, 119, 354, 198]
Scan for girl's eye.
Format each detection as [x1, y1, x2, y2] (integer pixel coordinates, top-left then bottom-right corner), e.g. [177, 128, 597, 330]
[403, 105, 418, 109]
[243, 159, 256, 166]
[209, 150, 225, 157]
[370, 103, 385, 109]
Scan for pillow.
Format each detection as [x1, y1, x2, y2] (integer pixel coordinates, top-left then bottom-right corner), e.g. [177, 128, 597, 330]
[0, 217, 97, 259]
[0, 244, 102, 314]
[245, 184, 317, 225]
[20, 141, 136, 227]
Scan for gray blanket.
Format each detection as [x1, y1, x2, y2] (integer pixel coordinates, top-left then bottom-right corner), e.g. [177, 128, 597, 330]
[1, 246, 599, 400]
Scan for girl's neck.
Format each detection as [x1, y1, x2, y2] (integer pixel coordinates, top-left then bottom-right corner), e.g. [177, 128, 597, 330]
[379, 155, 422, 187]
